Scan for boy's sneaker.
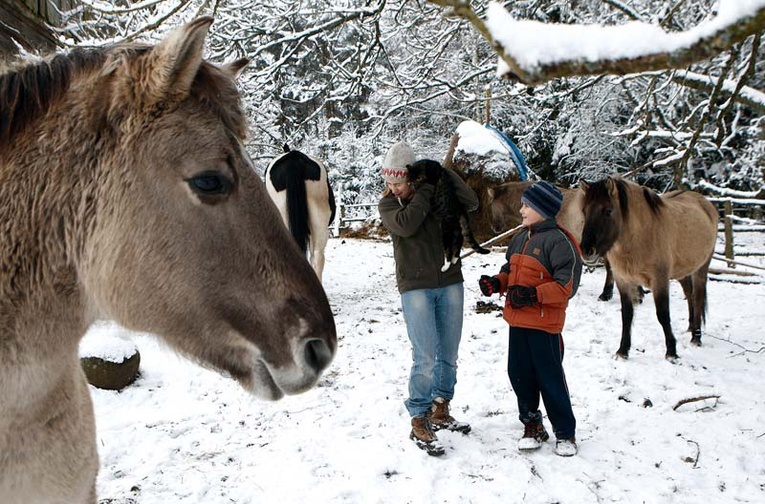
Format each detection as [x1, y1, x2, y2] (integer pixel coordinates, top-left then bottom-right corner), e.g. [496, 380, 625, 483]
[410, 417, 445, 457]
[518, 421, 549, 451]
[427, 397, 472, 434]
[555, 437, 578, 457]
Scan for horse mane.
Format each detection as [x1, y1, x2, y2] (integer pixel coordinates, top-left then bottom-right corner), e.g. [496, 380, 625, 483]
[639, 183, 664, 215]
[609, 177, 663, 221]
[0, 48, 110, 145]
[0, 45, 247, 147]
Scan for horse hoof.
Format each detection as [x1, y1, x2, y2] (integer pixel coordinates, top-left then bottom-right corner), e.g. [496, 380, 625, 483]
[690, 338, 702, 347]
[598, 292, 613, 302]
[665, 353, 679, 362]
[614, 352, 628, 360]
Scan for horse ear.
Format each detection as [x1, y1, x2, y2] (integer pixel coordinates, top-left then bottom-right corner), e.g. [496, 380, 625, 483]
[578, 179, 589, 191]
[149, 16, 213, 102]
[605, 176, 616, 193]
[486, 187, 494, 201]
[221, 58, 249, 79]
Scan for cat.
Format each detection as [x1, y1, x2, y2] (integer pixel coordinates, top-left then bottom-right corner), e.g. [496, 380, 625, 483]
[406, 159, 490, 272]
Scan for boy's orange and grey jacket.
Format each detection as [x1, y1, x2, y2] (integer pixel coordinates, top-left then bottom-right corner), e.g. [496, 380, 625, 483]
[495, 219, 582, 334]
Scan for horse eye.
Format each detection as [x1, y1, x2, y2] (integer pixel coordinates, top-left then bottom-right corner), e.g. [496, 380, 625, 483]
[188, 172, 233, 197]
[604, 208, 613, 217]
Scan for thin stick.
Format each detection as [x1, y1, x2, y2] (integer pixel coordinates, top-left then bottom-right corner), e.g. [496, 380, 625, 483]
[672, 395, 721, 411]
[708, 267, 758, 277]
[711, 254, 765, 272]
[461, 224, 525, 260]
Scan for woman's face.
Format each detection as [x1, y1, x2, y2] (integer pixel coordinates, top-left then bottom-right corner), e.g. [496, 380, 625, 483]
[387, 181, 414, 200]
[520, 202, 546, 227]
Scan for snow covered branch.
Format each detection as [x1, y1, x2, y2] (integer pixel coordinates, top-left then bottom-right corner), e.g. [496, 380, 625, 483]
[671, 70, 765, 115]
[428, 0, 765, 85]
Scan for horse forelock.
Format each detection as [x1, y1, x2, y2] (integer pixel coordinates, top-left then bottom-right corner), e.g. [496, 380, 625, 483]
[613, 178, 631, 221]
[189, 62, 248, 139]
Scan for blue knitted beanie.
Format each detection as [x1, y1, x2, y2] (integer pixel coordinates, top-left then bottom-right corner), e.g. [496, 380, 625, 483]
[521, 181, 563, 219]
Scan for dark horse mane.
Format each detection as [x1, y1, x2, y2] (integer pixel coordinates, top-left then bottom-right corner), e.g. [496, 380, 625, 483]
[1, 45, 246, 148]
[1, 48, 112, 144]
[585, 177, 664, 223]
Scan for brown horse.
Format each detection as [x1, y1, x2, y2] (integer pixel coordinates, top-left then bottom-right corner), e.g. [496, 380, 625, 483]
[0, 18, 336, 504]
[579, 176, 717, 359]
[486, 181, 619, 301]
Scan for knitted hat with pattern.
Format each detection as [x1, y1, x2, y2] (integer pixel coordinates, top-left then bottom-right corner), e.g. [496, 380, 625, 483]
[381, 141, 415, 183]
[521, 181, 563, 219]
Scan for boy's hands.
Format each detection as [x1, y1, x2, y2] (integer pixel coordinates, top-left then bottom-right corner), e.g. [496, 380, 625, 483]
[479, 275, 501, 296]
[507, 285, 538, 308]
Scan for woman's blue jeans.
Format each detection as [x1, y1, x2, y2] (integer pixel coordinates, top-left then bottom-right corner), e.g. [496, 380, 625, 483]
[400, 282, 464, 418]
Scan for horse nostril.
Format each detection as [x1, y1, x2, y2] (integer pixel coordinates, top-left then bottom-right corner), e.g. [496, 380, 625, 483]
[303, 339, 333, 373]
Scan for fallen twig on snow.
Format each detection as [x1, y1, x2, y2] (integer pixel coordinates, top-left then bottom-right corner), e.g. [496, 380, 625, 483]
[681, 437, 701, 469]
[706, 334, 765, 357]
[672, 395, 721, 411]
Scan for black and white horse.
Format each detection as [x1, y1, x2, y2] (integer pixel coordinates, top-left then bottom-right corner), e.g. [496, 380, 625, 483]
[265, 145, 336, 282]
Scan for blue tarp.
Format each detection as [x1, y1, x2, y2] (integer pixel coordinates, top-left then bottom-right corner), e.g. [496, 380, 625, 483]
[484, 124, 528, 181]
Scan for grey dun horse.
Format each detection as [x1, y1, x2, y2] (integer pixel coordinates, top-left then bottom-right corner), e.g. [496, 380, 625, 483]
[579, 177, 717, 359]
[1, 18, 336, 504]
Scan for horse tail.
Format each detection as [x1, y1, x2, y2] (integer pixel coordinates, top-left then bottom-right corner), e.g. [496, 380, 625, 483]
[285, 171, 310, 254]
[460, 212, 490, 254]
[327, 178, 337, 226]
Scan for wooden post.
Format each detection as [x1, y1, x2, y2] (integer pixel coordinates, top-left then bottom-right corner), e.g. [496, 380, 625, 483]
[484, 86, 491, 125]
[723, 199, 735, 268]
[332, 183, 342, 237]
[443, 133, 460, 169]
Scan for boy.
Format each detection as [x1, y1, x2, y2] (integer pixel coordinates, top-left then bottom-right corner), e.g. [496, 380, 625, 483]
[478, 181, 582, 456]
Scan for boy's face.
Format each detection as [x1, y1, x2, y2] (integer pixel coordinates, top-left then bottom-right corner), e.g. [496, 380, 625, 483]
[520, 202, 546, 227]
[387, 181, 414, 200]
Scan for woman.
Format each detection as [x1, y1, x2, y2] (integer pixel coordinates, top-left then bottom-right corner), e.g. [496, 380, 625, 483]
[378, 140, 478, 456]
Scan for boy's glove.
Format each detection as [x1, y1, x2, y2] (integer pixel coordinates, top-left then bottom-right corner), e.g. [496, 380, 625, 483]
[424, 162, 442, 186]
[479, 275, 501, 296]
[507, 285, 538, 309]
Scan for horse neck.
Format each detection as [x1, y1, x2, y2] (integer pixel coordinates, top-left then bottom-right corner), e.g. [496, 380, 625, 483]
[0, 89, 103, 359]
[616, 183, 661, 245]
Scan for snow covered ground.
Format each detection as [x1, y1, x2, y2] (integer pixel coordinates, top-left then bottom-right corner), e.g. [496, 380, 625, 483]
[87, 233, 765, 504]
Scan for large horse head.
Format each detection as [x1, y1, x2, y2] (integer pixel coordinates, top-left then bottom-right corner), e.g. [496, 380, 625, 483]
[1, 17, 336, 401]
[578, 177, 629, 265]
[2, 18, 337, 503]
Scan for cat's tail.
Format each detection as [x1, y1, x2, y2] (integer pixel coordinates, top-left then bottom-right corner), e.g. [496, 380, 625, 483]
[461, 214, 490, 254]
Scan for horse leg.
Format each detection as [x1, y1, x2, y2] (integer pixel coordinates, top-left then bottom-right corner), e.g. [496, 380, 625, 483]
[615, 283, 636, 358]
[598, 259, 615, 302]
[678, 276, 695, 333]
[307, 191, 331, 283]
[689, 263, 710, 346]
[651, 280, 678, 359]
[309, 229, 329, 283]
